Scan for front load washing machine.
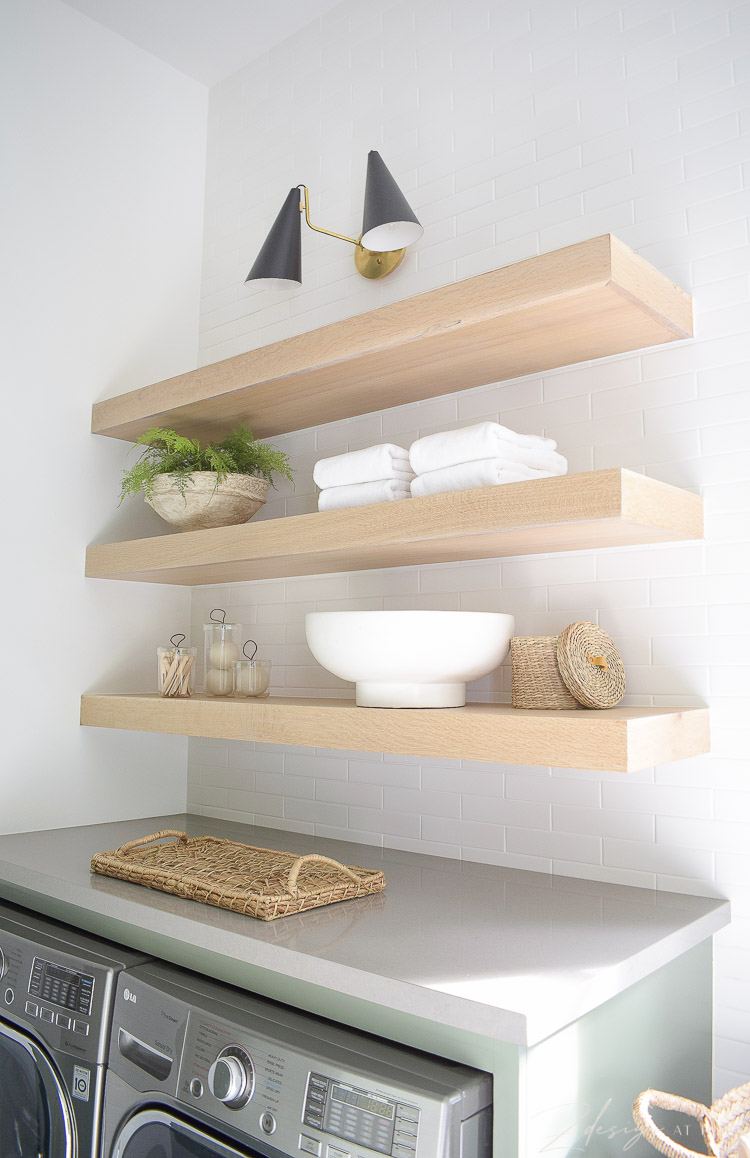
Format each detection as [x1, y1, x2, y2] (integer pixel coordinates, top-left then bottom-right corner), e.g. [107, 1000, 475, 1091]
[103, 959, 492, 1158]
[0, 898, 147, 1158]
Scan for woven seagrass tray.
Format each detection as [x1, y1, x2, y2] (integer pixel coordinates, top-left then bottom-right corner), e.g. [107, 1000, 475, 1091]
[90, 830, 386, 921]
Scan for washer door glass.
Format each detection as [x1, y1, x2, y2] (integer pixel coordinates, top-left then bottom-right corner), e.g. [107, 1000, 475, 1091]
[0, 1020, 73, 1158]
[116, 1109, 263, 1158]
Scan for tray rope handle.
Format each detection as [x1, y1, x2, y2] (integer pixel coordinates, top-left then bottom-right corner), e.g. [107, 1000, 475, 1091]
[287, 854, 364, 895]
[114, 831, 189, 858]
[633, 1089, 721, 1158]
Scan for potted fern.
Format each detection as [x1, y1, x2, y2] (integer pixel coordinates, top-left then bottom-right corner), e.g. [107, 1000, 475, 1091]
[120, 425, 294, 531]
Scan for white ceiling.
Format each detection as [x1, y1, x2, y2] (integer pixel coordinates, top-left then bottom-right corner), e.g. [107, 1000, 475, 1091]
[62, 0, 346, 86]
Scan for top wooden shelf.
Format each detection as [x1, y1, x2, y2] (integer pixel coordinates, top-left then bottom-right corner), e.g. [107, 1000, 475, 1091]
[92, 235, 692, 444]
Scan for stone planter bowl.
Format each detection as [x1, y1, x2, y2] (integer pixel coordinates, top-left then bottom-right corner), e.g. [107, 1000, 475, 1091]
[146, 471, 269, 531]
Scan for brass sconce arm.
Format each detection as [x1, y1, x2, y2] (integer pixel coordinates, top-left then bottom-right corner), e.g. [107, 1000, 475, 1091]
[298, 183, 407, 278]
[298, 185, 360, 247]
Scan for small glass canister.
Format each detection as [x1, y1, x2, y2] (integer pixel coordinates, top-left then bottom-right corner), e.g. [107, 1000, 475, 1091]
[233, 641, 271, 698]
[204, 609, 243, 697]
[157, 634, 197, 698]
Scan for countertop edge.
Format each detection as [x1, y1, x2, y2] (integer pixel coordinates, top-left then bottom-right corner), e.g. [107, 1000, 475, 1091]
[525, 903, 730, 1045]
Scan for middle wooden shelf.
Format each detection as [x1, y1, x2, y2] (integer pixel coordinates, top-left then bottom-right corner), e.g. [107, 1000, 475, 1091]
[80, 694, 710, 774]
[87, 468, 703, 585]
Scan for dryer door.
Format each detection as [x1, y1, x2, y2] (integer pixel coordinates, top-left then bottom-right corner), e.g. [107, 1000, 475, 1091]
[0, 1018, 75, 1158]
[113, 1108, 266, 1158]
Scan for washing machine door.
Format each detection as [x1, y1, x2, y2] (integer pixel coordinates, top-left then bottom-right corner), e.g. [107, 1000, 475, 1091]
[113, 1108, 265, 1157]
[0, 1019, 75, 1158]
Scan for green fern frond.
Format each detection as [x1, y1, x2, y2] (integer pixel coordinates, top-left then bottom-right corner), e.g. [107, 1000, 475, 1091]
[119, 424, 295, 505]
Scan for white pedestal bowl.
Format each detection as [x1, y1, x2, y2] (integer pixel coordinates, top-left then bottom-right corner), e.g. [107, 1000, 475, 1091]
[305, 610, 515, 708]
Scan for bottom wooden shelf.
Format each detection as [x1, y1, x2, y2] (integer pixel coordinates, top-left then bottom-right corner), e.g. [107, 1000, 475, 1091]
[80, 694, 709, 774]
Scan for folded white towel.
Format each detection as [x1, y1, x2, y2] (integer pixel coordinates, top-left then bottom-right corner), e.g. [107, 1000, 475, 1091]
[318, 479, 412, 511]
[483, 440, 567, 475]
[410, 458, 556, 499]
[409, 422, 557, 475]
[314, 444, 414, 489]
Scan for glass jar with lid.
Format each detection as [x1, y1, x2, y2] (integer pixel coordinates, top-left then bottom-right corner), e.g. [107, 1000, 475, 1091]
[203, 609, 243, 697]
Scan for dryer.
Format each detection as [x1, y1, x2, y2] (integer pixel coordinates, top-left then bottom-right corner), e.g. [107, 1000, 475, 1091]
[103, 960, 492, 1158]
[0, 898, 147, 1157]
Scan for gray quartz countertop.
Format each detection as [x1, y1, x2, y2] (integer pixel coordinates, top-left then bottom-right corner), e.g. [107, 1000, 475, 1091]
[0, 813, 729, 1047]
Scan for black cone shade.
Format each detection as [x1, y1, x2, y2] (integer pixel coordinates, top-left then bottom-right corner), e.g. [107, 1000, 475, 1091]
[245, 187, 302, 288]
[361, 151, 424, 252]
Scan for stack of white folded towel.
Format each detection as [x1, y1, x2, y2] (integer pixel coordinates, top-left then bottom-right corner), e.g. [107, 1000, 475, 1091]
[314, 444, 415, 511]
[409, 421, 568, 498]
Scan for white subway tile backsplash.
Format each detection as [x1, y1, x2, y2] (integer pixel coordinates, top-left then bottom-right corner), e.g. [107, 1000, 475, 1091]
[601, 780, 713, 818]
[282, 753, 347, 780]
[548, 579, 650, 611]
[505, 771, 600, 806]
[596, 543, 704, 581]
[284, 575, 350, 602]
[184, 0, 750, 1090]
[384, 785, 460, 817]
[591, 373, 696, 417]
[283, 798, 349, 827]
[349, 807, 421, 839]
[424, 764, 502, 795]
[461, 585, 547, 613]
[422, 815, 504, 850]
[350, 759, 421, 789]
[542, 356, 642, 401]
[460, 792, 548, 829]
[348, 568, 419, 597]
[657, 816, 747, 855]
[603, 838, 714, 878]
[553, 804, 654, 840]
[255, 771, 314, 799]
[420, 561, 501, 593]
[501, 554, 596, 588]
[316, 779, 383, 808]
[507, 827, 602, 864]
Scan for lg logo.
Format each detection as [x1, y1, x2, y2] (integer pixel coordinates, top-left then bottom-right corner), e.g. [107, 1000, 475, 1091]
[123, 988, 137, 1004]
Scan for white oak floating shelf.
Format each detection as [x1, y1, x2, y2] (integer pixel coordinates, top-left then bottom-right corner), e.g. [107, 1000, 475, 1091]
[86, 469, 703, 586]
[80, 695, 709, 774]
[91, 234, 693, 445]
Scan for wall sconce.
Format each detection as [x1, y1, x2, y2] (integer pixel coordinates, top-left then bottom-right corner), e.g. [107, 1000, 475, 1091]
[245, 151, 423, 289]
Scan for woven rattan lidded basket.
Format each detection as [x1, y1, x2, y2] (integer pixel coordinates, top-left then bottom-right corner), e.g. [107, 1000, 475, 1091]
[510, 621, 625, 710]
[91, 831, 386, 921]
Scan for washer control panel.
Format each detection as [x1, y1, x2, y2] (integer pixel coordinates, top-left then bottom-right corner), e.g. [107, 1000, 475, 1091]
[28, 956, 95, 1017]
[0, 904, 146, 1070]
[303, 1072, 419, 1157]
[114, 962, 492, 1158]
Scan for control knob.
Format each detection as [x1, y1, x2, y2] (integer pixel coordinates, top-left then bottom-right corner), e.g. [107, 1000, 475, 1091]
[208, 1047, 254, 1110]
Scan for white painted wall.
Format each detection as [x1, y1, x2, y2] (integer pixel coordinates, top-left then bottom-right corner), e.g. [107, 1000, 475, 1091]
[189, 0, 750, 1092]
[0, 0, 207, 834]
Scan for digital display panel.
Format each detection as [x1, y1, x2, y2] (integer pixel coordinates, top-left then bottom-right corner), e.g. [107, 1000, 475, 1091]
[28, 958, 94, 1015]
[44, 964, 81, 984]
[332, 1085, 395, 1120]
